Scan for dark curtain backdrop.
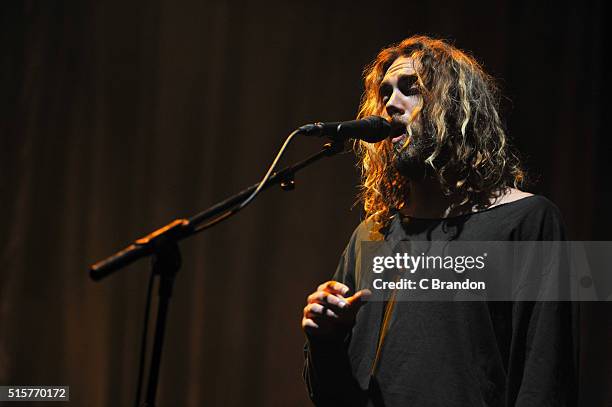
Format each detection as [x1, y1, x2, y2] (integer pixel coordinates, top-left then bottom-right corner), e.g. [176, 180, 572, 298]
[1, 0, 610, 406]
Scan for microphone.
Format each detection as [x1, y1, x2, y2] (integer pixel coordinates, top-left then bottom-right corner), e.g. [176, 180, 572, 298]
[298, 116, 391, 143]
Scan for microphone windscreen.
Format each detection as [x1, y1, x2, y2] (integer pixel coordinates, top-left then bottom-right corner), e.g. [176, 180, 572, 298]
[337, 116, 391, 143]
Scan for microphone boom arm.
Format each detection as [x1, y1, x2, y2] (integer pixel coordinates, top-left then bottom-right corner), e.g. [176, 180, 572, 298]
[88, 140, 345, 281]
[88, 120, 359, 407]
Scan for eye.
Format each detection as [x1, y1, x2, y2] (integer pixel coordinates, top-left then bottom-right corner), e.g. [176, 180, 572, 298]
[398, 76, 419, 97]
[401, 86, 420, 97]
[379, 83, 392, 103]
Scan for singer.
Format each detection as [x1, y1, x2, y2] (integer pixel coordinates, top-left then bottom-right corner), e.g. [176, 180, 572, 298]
[301, 36, 576, 406]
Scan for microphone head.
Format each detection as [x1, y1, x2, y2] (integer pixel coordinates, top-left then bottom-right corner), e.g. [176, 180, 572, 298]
[337, 116, 391, 143]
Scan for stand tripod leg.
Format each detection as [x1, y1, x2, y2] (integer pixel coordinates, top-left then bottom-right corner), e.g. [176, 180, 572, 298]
[141, 242, 181, 407]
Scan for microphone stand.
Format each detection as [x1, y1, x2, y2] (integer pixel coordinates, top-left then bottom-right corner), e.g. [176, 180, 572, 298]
[89, 140, 344, 407]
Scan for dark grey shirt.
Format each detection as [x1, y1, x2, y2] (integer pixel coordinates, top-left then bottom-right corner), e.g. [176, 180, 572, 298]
[304, 195, 577, 406]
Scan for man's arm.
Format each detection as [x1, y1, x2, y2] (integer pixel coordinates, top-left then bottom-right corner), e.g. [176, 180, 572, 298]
[508, 197, 578, 406]
[507, 301, 578, 407]
[301, 281, 370, 406]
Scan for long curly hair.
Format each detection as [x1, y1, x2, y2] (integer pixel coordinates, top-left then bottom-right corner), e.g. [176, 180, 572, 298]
[356, 35, 525, 228]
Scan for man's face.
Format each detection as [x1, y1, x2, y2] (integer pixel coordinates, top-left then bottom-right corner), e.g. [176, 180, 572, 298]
[379, 56, 434, 177]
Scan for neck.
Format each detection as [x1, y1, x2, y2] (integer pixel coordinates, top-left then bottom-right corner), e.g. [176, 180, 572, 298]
[399, 177, 518, 219]
[399, 177, 463, 219]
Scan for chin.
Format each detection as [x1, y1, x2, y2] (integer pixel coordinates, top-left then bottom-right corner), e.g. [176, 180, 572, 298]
[394, 155, 430, 180]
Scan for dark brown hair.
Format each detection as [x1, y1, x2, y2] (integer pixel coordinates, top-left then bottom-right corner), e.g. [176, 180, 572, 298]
[356, 35, 525, 227]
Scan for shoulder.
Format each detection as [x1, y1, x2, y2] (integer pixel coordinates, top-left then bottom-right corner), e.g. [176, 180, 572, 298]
[489, 188, 533, 207]
[344, 217, 381, 249]
[350, 214, 404, 243]
[496, 194, 567, 240]
[508, 194, 563, 219]
[488, 189, 562, 220]
[339, 216, 394, 259]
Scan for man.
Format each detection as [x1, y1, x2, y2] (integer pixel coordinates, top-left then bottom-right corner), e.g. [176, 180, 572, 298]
[301, 36, 576, 406]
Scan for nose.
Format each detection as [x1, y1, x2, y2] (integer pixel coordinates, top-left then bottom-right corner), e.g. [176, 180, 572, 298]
[385, 89, 404, 118]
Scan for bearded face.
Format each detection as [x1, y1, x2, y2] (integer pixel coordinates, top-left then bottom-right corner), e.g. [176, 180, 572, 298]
[380, 56, 435, 179]
[390, 122, 435, 178]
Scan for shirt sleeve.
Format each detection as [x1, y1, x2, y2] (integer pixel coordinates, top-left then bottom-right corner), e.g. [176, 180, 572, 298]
[507, 301, 578, 406]
[302, 227, 368, 406]
[507, 197, 578, 406]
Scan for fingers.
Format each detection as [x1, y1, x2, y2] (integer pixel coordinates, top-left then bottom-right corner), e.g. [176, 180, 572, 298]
[317, 281, 349, 296]
[346, 289, 372, 310]
[307, 281, 350, 313]
[302, 317, 329, 337]
[301, 317, 319, 330]
[302, 304, 336, 337]
[303, 302, 340, 319]
[302, 284, 371, 337]
[307, 290, 348, 310]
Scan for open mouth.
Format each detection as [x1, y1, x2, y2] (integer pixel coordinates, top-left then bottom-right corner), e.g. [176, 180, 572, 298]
[390, 123, 407, 144]
[391, 133, 407, 144]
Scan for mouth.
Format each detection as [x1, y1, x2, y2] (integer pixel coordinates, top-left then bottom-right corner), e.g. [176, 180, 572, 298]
[389, 122, 407, 144]
[391, 133, 407, 144]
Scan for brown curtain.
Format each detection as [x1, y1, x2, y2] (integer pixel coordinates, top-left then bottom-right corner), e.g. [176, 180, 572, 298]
[1, 0, 609, 405]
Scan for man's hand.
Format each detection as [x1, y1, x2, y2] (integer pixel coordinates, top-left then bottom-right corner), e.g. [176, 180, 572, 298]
[301, 281, 371, 338]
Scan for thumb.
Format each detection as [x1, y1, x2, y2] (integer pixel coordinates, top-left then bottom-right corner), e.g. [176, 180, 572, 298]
[346, 289, 371, 310]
